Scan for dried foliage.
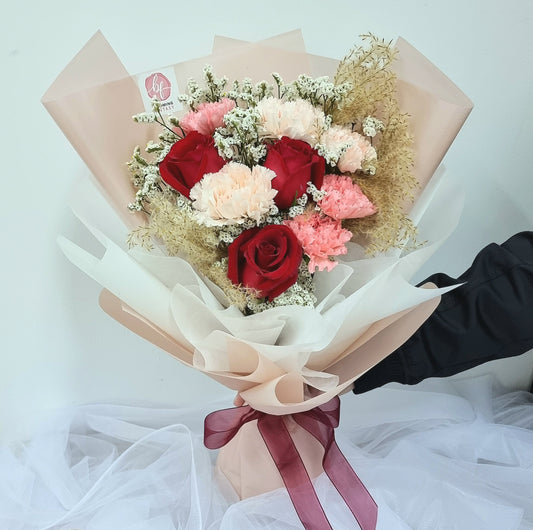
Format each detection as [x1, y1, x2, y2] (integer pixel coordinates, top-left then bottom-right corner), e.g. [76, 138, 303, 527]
[128, 192, 253, 311]
[333, 34, 418, 252]
[334, 34, 397, 123]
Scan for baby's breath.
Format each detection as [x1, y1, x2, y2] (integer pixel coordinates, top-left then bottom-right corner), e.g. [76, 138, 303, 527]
[246, 262, 317, 314]
[279, 75, 352, 117]
[132, 112, 156, 123]
[315, 141, 351, 166]
[216, 106, 263, 166]
[288, 205, 305, 218]
[362, 116, 385, 137]
[306, 182, 326, 202]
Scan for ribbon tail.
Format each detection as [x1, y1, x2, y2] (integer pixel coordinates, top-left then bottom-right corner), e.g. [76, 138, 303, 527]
[257, 414, 333, 530]
[324, 441, 378, 530]
[293, 399, 378, 530]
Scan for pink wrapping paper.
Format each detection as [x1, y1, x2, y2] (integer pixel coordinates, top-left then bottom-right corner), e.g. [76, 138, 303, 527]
[393, 37, 472, 197]
[43, 31, 472, 226]
[96, 283, 442, 415]
[42, 32, 150, 229]
[216, 416, 325, 499]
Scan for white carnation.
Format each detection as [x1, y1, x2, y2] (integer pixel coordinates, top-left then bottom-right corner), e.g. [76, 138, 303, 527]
[255, 97, 326, 146]
[190, 162, 278, 226]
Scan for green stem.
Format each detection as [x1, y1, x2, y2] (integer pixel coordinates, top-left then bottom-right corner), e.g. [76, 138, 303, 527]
[155, 109, 179, 138]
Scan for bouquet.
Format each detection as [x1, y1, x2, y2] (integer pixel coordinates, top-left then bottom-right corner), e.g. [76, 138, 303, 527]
[43, 30, 472, 530]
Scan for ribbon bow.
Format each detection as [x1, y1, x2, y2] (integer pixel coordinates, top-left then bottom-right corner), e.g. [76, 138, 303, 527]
[204, 396, 377, 530]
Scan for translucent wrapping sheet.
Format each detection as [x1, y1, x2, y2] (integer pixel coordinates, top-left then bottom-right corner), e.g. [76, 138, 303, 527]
[1, 375, 532, 529]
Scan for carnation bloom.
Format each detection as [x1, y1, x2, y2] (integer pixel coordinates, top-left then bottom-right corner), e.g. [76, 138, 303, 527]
[320, 125, 377, 172]
[318, 174, 377, 220]
[190, 162, 277, 226]
[255, 97, 326, 145]
[180, 97, 236, 136]
[284, 212, 352, 272]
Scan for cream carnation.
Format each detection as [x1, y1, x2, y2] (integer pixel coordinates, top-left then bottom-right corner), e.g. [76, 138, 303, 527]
[320, 125, 377, 173]
[255, 97, 326, 146]
[190, 162, 277, 226]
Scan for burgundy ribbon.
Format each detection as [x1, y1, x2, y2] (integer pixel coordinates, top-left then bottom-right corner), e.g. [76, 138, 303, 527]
[204, 396, 377, 530]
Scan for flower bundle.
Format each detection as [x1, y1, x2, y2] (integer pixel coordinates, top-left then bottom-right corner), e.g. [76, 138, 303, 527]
[126, 35, 416, 315]
[44, 31, 472, 528]
[45, 29, 472, 417]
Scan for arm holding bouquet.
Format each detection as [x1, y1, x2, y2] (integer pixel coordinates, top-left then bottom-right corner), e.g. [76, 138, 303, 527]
[353, 231, 533, 393]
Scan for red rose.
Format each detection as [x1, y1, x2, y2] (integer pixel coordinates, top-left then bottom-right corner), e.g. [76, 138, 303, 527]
[159, 131, 225, 198]
[263, 136, 325, 209]
[227, 225, 303, 301]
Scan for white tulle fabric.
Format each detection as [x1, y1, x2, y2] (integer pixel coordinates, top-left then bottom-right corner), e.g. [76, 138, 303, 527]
[1, 375, 532, 530]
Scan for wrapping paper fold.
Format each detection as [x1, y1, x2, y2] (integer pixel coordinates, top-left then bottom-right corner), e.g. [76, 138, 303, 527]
[48, 31, 471, 416]
[58, 168, 461, 415]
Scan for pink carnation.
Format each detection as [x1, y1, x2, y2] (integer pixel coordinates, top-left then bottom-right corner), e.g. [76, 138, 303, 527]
[284, 212, 352, 273]
[318, 174, 377, 220]
[180, 98, 236, 136]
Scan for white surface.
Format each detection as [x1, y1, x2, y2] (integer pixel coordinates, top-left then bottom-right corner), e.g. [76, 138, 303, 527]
[2, 376, 533, 528]
[1, 0, 533, 443]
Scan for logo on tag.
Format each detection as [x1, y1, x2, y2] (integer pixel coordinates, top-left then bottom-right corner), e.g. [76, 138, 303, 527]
[137, 67, 182, 115]
[145, 73, 172, 102]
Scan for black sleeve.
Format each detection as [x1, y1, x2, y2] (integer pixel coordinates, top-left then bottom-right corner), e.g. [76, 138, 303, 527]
[353, 231, 533, 394]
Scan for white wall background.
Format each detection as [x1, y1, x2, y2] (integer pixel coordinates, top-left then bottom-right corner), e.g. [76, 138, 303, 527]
[1, 0, 532, 443]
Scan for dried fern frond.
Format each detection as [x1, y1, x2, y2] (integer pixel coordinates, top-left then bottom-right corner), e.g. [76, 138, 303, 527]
[333, 34, 397, 125]
[333, 35, 418, 253]
[130, 191, 257, 311]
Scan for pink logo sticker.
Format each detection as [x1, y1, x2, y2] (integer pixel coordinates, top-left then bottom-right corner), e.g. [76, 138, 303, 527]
[145, 72, 172, 101]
